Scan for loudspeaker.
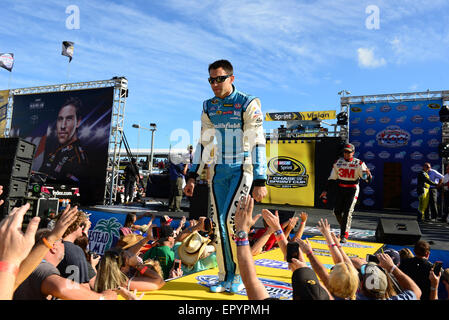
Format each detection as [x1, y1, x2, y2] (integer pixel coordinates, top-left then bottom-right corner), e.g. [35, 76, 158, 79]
[0, 157, 32, 180]
[0, 137, 36, 160]
[0, 178, 29, 198]
[375, 218, 422, 244]
[2, 197, 34, 225]
[0, 138, 36, 213]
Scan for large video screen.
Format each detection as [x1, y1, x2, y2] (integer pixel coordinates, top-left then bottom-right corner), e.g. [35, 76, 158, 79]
[10, 87, 114, 205]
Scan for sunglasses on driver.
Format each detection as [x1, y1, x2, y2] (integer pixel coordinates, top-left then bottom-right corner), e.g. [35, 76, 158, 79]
[208, 74, 232, 84]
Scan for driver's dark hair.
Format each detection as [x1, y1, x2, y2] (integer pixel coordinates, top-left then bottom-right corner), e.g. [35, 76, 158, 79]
[208, 59, 233, 75]
[60, 96, 82, 119]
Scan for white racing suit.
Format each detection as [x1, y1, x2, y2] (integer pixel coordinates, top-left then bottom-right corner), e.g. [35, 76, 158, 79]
[187, 85, 267, 285]
[324, 157, 369, 239]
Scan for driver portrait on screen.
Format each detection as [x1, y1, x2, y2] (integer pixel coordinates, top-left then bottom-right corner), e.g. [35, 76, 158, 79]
[39, 97, 88, 183]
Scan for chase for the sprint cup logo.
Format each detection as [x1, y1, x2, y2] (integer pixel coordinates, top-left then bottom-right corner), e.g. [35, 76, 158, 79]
[266, 156, 309, 188]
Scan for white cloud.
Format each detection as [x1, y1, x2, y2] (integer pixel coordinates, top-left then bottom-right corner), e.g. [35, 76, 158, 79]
[357, 48, 386, 68]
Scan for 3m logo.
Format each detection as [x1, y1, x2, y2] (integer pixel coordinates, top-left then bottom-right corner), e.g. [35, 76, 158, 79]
[338, 168, 355, 179]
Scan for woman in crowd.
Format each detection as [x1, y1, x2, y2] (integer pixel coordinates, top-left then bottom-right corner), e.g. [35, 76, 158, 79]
[94, 247, 165, 292]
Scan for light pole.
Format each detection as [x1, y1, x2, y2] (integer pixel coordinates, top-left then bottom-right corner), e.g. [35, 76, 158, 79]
[132, 123, 157, 173]
[149, 123, 157, 174]
[132, 123, 140, 162]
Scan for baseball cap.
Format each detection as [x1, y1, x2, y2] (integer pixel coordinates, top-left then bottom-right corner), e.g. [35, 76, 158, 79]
[161, 215, 173, 225]
[292, 267, 330, 300]
[360, 263, 388, 297]
[383, 249, 400, 266]
[344, 143, 355, 152]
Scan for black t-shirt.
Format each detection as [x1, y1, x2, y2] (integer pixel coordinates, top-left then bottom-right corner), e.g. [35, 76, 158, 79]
[125, 163, 139, 181]
[57, 241, 94, 284]
[14, 261, 60, 300]
[399, 256, 433, 300]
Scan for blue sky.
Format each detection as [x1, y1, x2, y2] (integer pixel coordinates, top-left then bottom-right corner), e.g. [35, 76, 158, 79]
[1, 0, 449, 150]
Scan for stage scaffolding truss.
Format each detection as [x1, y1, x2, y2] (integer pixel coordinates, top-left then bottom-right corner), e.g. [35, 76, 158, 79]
[5, 77, 128, 205]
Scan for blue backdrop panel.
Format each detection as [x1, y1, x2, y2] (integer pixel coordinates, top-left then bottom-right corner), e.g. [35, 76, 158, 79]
[349, 100, 442, 212]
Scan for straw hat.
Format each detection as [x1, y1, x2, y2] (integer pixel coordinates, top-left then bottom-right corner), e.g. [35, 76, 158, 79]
[117, 233, 144, 249]
[178, 231, 210, 267]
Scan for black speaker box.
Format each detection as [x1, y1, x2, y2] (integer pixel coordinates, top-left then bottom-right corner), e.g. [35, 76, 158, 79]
[2, 197, 33, 223]
[0, 157, 32, 180]
[0, 137, 36, 161]
[0, 178, 29, 198]
[375, 218, 422, 245]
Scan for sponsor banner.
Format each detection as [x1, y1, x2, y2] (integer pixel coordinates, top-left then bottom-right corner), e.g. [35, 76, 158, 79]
[265, 110, 336, 121]
[348, 100, 442, 212]
[84, 209, 156, 255]
[197, 275, 293, 300]
[263, 140, 315, 206]
[10, 87, 114, 205]
[0, 90, 8, 137]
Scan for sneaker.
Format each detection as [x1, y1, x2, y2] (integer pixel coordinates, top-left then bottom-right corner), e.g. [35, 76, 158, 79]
[230, 275, 245, 293]
[340, 237, 347, 243]
[210, 280, 229, 293]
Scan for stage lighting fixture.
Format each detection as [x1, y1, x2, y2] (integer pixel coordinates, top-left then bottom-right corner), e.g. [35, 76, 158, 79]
[337, 112, 348, 126]
[439, 105, 449, 123]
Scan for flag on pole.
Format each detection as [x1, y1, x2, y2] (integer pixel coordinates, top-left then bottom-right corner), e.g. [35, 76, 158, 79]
[62, 41, 74, 62]
[0, 53, 14, 72]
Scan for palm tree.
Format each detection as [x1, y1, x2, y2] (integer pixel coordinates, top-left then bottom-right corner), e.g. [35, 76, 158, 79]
[94, 217, 122, 251]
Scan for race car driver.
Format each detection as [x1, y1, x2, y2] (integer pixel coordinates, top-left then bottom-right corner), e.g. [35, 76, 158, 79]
[184, 59, 267, 293]
[319, 143, 371, 243]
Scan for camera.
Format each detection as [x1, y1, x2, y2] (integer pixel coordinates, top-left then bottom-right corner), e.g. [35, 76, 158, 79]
[286, 242, 299, 263]
[366, 254, 379, 264]
[204, 218, 212, 233]
[433, 261, 443, 275]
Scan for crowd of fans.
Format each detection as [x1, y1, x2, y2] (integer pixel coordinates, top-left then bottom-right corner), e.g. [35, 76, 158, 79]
[1, 181, 448, 300]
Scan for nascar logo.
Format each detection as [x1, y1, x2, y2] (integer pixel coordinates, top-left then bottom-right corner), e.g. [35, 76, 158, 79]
[195, 275, 292, 300]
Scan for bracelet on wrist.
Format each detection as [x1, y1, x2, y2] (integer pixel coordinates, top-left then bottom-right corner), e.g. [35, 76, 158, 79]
[430, 286, 437, 291]
[389, 265, 397, 274]
[306, 250, 313, 257]
[42, 237, 54, 249]
[0, 261, 19, 277]
[235, 239, 249, 246]
[139, 266, 148, 275]
[274, 229, 283, 236]
[275, 233, 285, 240]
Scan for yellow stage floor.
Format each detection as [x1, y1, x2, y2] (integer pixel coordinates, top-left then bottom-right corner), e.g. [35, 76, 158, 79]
[120, 236, 384, 300]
